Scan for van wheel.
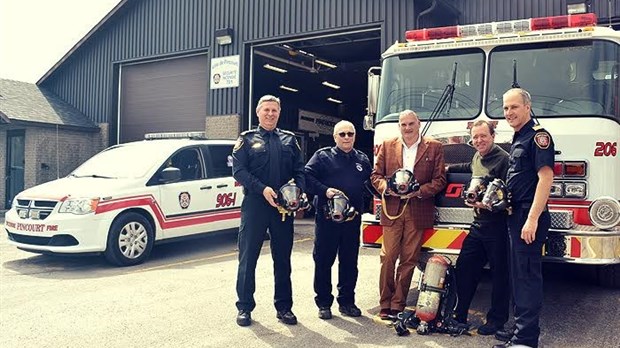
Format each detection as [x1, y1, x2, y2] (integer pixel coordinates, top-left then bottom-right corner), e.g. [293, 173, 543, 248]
[104, 212, 154, 266]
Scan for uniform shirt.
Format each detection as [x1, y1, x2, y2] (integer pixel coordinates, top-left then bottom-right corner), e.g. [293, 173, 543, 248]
[449, 144, 510, 221]
[507, 119, 555, 204]
[232, 126, 305, 196]
[304, 146, 372, 213]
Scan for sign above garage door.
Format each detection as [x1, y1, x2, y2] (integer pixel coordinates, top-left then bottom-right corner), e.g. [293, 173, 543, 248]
[210, 55, 240, 89]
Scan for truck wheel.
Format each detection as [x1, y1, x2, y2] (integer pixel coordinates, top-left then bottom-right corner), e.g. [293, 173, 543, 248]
[104, 212, 154, 266]
[595, 264, 620, 289]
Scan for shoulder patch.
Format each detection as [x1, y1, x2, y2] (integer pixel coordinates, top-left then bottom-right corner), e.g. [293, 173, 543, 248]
[233, 138, 243, 152]
[534, 131, 551, 149]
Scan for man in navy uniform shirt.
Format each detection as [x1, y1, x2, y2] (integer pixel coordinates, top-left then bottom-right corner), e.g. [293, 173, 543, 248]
[305, 120, 372, 319]
[493, 88, 554, 348]
[232, 95, 305, 327]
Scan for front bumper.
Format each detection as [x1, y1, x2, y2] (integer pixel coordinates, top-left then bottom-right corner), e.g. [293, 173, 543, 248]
[4, 209, 113, 254]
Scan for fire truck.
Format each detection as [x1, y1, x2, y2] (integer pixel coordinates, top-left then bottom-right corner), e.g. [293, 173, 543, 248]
[361, 13, 620, 287]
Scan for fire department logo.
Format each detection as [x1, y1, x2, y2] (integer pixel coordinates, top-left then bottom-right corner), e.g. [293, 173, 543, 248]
[179, 192, 191, 209]
[356, 163, 363, 172]
[534, 132, 551, 149]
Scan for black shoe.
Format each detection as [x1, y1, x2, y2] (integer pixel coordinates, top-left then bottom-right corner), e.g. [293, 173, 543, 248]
[339, 304, 362, 317]
[495, 327, 515, 341]
[318, 307, 332, 320]
[236, 310, 251, 327]
[477, 322, 502, 335]
[276, 310, 298, 325]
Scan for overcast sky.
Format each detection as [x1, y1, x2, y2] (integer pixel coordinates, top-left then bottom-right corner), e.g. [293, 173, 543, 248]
[0, 0, 122, 84]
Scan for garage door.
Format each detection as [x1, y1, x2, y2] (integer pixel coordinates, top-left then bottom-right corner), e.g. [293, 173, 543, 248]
[119, 54, 208, 143]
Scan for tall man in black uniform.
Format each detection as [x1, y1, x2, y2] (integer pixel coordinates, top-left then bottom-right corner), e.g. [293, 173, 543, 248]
[232, 95, 306, 327]
[305, 120, 372, 320]
[447, 120, 510, 335]
[493, 88, 554, 348]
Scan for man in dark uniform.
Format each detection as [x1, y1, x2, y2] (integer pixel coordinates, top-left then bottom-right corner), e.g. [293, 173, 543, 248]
[447, 120, 510, 336]
[493, 88, 554, 348]
[232, 95, 306, 327]
[305, 120, 372, 320]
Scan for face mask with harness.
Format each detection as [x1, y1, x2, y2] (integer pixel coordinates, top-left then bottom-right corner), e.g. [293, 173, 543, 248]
[381, 168, 421, 220]
[324, 193, 357, 223]
[277, 180, 310, 220]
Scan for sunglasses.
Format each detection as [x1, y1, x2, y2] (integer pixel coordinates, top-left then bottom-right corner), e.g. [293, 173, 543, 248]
[337, 132, 355, 138]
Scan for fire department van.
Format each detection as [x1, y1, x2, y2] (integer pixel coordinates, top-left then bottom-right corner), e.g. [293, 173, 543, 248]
[361, 13, 620, 286]
[4, 132, 242, 266]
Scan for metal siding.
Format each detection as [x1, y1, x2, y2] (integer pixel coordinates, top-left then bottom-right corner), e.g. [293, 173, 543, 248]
[457, 0, 620, 24]
[40, 0, 426, 129]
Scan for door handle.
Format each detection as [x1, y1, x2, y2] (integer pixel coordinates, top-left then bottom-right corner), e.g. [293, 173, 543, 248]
[216, 184, 228, 188]
[200, 186, 213, 190]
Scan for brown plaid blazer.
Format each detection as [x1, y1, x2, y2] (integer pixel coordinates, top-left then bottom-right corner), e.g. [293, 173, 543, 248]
[371, 136, 446, 229]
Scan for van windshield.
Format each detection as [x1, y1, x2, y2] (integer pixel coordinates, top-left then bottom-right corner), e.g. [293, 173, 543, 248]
[376, 48, 485, 123]
[71, 144, 162, 179]
[487, 40, 619, 121]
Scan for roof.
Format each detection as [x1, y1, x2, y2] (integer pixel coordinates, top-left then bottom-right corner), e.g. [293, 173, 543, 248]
[0, 78, 99, 130]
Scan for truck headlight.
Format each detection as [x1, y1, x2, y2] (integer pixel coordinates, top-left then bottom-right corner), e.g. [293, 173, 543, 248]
[58, 198, 100, 215]
[589, 197, 620, 230]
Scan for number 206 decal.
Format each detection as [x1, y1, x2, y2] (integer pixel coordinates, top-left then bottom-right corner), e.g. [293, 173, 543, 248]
[216, 192, 237, 208]
[594, 142, 617, 157]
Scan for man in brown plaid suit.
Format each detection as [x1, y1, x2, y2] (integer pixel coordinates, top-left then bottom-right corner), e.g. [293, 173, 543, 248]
[370, 109, 446, 318]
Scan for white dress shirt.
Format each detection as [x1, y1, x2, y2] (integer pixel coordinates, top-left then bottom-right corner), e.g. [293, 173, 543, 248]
[401, 135, 421, 173]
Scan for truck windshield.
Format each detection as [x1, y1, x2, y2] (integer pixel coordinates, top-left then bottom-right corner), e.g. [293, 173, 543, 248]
[376, 48, 485, 123]
[487, 40, 619, 121]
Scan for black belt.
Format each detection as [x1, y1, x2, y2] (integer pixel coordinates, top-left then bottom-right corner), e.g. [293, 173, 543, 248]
[513, 202, 548, 211]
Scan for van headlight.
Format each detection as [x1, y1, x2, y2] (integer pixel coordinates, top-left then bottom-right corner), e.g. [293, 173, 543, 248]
[58, 198, 100, 215]
[588, 197, 620, 230]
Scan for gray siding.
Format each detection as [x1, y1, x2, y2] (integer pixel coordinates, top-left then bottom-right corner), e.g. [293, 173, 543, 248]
[41, 0, 420, 129]
[457, 0, 620, 25]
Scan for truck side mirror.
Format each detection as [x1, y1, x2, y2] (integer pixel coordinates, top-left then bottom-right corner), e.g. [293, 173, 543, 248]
[365, 67, 381, 131]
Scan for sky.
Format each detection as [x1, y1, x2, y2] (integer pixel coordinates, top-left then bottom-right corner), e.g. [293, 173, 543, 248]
[0, 0, 122, 84]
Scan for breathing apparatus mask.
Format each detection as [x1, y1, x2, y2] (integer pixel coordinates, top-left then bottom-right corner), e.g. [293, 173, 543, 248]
[277, 180, 310, 212]
[325, 193, 357, 223]
[463, 176, 488, 205]
[387, 169, 420, 197]
[481, 178, 510, 212]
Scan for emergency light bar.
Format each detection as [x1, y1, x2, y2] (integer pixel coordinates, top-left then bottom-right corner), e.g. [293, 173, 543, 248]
[144, 131, 206, 140]
[405, 13, 597, 42]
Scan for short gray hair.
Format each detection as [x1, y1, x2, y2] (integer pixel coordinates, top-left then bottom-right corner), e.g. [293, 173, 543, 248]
[399, 109, 418, 121]
[256, 95, 281, 113]
[333, 120, 355, 135]
[504, 88, 531, 106]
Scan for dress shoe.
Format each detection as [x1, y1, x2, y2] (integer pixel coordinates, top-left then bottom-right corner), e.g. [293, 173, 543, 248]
[339, 304, 362, 317]
[318, 307, 332, 320]
[276, 310, 298, 325]
[236, 310, 251, 327]
[378, 308, 392, 320]
[477, 322, 502, 335]
[495, 327, 515, 341]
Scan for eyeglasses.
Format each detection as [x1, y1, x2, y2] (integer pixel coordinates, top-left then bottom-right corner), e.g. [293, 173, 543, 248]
[337, 132, 355, 138]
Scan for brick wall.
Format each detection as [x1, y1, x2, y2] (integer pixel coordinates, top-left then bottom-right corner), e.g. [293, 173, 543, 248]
[0, 124, 106, 209]
[205, 114, 240, 140]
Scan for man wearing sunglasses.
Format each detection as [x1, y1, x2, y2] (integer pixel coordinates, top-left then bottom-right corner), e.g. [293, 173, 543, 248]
[232, 95, 306, 327]
[370, 109, 446, 319]
[304, 121, 372, 320]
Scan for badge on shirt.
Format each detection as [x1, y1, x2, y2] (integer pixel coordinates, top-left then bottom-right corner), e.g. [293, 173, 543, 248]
[233, 138, 243, 152]
[356, 163, 363, 172]
[534, 132, 551, 149]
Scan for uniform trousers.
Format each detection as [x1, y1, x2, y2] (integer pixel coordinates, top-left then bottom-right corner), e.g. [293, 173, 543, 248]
[455, 218, 510, 325]
[313, 215, 361, 308]
[235, 194, 294, 312]
[507, 205, 550, 348]
[379, 204, 424, 311]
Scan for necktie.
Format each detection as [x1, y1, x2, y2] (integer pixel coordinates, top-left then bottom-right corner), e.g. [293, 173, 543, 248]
[268, 132, 281, 189]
